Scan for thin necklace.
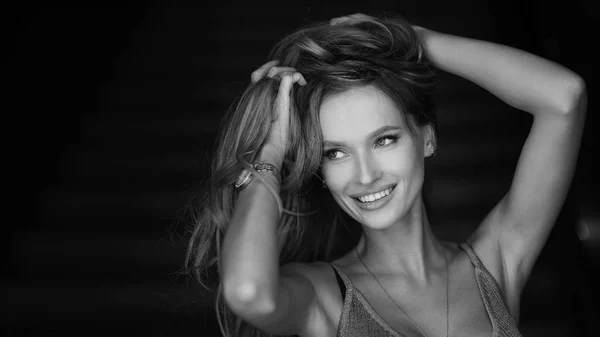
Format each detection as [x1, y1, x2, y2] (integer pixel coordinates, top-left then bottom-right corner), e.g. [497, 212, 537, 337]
[355, 247, 449, 337]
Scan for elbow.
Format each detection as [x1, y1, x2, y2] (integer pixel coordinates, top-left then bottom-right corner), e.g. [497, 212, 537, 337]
[557, 74, 587, 116]
[223, 279, 277, 316]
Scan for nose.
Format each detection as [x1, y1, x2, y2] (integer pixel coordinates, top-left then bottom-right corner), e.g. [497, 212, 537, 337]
[355, 152, 381, 186]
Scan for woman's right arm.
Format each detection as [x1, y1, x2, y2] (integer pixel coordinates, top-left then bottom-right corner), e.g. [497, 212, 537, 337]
[220, 71, 319, 336]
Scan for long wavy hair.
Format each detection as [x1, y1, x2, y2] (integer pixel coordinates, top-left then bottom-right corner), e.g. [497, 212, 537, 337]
[185, 13, 437, 337]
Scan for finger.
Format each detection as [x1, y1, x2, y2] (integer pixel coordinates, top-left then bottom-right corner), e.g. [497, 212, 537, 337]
[330, 16, 347, 25]
[272, 73, 306, 127]
[270, 69, 296, 81]
[251, 60, 280, 83]
[292, 72, 307, 86]
[330, 14, 358, 25]
[274, 74, 295, 117]
[269, 70, 306, 86]
[349, 13, 373, 21]
[330, 13, 372, 26]
[267, 66, 297, 78]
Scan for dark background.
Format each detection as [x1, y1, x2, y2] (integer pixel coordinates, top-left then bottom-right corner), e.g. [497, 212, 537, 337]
[8, 0, 598, 336]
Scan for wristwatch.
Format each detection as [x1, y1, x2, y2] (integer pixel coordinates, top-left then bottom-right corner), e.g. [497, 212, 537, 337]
[234, 163, 279, 191]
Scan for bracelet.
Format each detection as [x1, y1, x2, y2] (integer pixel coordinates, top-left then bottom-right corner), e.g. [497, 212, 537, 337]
[234, 163, 279, 191]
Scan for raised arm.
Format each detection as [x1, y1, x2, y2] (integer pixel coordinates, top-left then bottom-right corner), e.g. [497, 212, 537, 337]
[220, 68, 318, 336]
[416, 27, 587, 309]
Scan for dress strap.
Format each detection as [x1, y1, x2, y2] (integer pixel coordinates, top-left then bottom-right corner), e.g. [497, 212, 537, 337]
[459, 242, 521, 335]
[330, 264, 347, 298]
[459, 241, 486, 270]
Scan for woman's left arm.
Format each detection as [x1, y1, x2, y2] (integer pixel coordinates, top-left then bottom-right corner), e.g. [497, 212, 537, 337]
[417, 27, 587, 293]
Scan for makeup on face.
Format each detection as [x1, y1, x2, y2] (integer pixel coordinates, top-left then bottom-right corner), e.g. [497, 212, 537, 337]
[319, 85, 428, 229]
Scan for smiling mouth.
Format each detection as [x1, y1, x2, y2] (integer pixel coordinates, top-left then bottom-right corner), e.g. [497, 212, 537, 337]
[354, 186, 396, 203]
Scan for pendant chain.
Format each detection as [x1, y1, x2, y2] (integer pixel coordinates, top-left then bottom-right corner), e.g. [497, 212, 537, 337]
[355, 247, 449, 337]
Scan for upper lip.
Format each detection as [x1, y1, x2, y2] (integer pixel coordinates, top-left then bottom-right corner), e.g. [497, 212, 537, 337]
[349, 184, 396, 198]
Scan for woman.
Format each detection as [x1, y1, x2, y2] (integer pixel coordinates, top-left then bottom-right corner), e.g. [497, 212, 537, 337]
[186, 13, 586, 337]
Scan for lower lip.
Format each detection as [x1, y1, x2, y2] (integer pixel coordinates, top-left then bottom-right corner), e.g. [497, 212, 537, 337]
[352, 186, 396, 211]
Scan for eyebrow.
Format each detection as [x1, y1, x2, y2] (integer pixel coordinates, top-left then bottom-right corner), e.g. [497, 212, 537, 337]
[322, 125, 403, 148]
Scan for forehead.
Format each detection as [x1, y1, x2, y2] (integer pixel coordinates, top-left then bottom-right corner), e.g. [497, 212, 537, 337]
[319, 85, 405, 141]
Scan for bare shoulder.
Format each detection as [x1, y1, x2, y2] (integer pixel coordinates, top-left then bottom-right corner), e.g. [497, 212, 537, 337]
[282, 260, 345, 307]
[280, 261, 345, 336]
[281, 260, 337, 284]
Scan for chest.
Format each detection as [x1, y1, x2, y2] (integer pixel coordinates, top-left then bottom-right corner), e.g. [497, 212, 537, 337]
[314, 255, 495, 337]
[353, 268, 493, 337]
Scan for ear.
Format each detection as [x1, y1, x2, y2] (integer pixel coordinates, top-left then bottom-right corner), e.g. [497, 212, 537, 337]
[422, 124, 437, 157]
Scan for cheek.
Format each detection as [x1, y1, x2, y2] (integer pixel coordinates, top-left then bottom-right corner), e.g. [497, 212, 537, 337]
[380, 145, 421, 175]
[321, 163, 352, 192]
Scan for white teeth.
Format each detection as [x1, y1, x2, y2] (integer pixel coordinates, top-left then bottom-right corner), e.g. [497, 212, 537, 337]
[357, 188, 392, 203]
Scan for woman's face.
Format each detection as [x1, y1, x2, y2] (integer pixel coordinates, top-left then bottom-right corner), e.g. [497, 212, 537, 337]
[319, 85, 433, 229]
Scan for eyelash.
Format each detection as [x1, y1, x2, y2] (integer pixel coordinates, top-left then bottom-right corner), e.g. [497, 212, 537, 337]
[323, 135, 400, 160]
[375, 135, 399, 147]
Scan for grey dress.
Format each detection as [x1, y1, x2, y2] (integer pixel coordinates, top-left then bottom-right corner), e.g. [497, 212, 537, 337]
[330, 242, 521, 337]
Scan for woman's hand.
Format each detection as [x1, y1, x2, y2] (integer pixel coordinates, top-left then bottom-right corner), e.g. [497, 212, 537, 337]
[250, 60, 306, 167]
[410, 25, 430, 61]
[330, 13, 375, 25]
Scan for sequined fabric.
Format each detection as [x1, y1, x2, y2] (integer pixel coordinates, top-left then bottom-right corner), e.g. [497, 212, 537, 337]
[330, 242, 521, 337]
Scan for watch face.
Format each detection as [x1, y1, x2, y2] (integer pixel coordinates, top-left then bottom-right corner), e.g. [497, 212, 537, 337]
[235, 169, 252, 189]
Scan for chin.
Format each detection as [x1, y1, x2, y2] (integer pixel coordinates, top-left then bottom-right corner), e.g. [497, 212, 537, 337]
[361, 212, 405, 231]
[346, 203, 408, 231]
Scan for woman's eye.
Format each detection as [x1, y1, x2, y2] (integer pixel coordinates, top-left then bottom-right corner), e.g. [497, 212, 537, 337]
[375, 135, 398, 147]
[324, 150, 345, 160]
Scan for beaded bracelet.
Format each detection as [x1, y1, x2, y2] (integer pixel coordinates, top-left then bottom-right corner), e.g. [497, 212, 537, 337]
[234, 163, 279, 191]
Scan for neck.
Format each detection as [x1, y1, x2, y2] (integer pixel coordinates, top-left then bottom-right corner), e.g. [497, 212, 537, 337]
[356, 198, 446, 282]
